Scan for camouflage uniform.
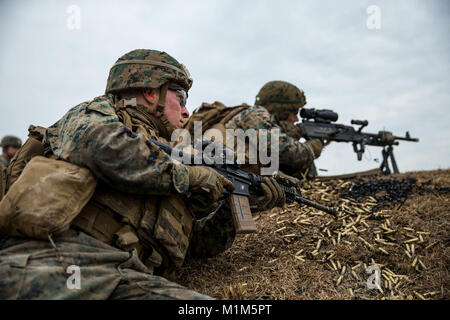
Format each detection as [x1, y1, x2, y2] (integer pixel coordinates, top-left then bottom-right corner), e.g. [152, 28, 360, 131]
[253, 81, 322, 179]
[0, 50, 234, 300]
[278, 119, 319, 179]
[0, 154, 8, 169]
[225, 105, 318, 175]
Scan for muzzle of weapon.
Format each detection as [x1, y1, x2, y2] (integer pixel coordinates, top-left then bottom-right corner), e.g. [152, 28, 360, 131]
[300, 108, 339, 122]
[394, 131, 419, 142]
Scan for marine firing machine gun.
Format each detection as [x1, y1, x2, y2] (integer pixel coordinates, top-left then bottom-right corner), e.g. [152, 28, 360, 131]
[296, 108, 419, 174]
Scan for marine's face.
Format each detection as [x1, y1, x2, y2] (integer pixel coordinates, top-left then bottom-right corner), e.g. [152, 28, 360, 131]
[164, 88, 190, 128]
[4, 146, 19, 159]
[287, 112, 299, 123]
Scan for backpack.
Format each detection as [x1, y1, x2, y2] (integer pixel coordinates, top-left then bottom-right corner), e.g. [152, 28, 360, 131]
[184, 101, 250, 138]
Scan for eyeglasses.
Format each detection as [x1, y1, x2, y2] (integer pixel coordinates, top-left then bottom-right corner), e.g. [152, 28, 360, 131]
[168, 85, 188, 107]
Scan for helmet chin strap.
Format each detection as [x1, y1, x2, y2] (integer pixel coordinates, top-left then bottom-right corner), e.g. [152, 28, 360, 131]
[156, 83, 168, 113]
[114, 83, 178, 139]
[156, 83, 178, 138]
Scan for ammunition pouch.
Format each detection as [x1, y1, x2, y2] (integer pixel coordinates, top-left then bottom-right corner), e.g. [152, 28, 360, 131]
[71, 185, 195, 273]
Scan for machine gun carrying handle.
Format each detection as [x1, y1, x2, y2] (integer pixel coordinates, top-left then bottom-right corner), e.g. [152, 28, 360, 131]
[351, 120, 369, 132]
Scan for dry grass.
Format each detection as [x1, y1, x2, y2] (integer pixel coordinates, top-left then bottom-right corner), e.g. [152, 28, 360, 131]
[174, 169, 450, 300]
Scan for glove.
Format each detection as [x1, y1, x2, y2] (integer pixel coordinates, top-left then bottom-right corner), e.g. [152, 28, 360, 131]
[305, 139, 324, 158]
[249, 176, 285, 212]
[279, 121, 303, 140]
[273, 170, 301, 188]
[187, 166, 235, 215]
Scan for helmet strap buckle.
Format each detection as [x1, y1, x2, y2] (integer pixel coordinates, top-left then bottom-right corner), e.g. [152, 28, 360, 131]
[123, 97, 137, 108]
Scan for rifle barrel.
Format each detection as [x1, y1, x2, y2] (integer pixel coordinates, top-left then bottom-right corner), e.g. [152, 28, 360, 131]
[295, 195, 339, 216]
[394, 136, 419, 142]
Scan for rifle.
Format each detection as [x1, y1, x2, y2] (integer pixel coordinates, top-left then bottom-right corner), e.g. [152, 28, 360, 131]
[296, 108, 419, 174]
[147, 138, 338, 234]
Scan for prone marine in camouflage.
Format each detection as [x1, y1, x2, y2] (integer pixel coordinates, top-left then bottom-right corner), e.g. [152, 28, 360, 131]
[260, 80, 321, 178]
[225, 81, 324, 179]
[0, 135, 22, 169]
[0, 49, 235, 300]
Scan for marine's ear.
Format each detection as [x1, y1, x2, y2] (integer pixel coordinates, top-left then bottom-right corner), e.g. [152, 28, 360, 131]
[142, 89, 159, 106]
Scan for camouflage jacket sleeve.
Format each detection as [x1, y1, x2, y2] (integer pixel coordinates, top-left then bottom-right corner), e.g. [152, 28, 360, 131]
[0, 155, 8, 169]
[186, 201, 235, 259]
[226, 106, 315, 171]
[45, 95, 189, 195]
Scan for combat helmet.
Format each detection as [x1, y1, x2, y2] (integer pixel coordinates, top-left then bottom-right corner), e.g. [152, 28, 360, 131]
[106, 49, 192, 93]
[255, 81, 306, 120]
[105, 49, 193, 136]
[0, 135, 22, 148]
[105, 49, 192, 111]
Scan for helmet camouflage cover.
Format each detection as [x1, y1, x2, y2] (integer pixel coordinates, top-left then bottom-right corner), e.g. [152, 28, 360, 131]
[0, 135, 22, 148]
[105, 49, 193, 93]
[255, 81, 306, 120]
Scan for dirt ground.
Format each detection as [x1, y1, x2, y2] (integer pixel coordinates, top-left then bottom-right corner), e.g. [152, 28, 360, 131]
[174, 169, 450, 300]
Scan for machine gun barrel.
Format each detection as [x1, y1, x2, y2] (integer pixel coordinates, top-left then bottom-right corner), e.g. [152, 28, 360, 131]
[393, 134, 419, 142]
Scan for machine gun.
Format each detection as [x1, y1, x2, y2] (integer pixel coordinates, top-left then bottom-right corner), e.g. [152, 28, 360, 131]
[147, 138, 338, 234]
[296, 108, 419, 174]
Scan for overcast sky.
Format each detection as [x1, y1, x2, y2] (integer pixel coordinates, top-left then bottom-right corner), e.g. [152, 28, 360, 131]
[1, 0, 449, 175]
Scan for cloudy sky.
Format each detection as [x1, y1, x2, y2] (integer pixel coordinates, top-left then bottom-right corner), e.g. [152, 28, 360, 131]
[1, 0, 449, 175]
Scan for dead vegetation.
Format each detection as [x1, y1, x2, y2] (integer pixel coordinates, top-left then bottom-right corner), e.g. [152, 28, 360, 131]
[174, 169, 450, 300]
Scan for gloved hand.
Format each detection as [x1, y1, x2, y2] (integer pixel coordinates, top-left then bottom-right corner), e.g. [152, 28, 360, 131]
[187, 166, 235, 215]
[273, 170, 301, 188]
[305, 139, 324, 158]
[249, 176, 285, 212]
[279, 121, 303, 140]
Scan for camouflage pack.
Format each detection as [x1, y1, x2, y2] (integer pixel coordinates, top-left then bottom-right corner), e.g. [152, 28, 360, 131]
[0, 156, 97, 239]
